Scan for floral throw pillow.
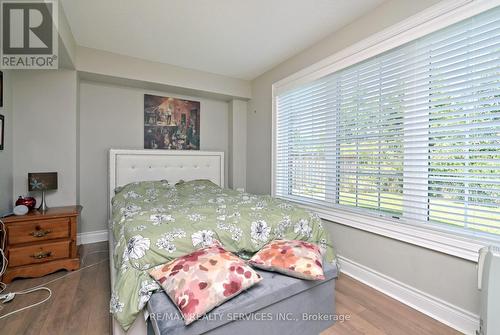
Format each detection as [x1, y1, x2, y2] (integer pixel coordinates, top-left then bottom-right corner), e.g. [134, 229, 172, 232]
[149, 242, 262, 325]
[249, 239, 325, 280]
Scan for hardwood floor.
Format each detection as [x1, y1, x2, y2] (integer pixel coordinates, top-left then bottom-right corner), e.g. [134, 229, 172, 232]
[0, 242, 462, 335]
[322, 274, 462, 335]
[0, 242, 110, 335]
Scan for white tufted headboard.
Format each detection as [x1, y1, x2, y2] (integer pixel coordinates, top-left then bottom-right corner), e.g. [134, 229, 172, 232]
[108, 149, 224, 335]
[108, 149, 224, 219]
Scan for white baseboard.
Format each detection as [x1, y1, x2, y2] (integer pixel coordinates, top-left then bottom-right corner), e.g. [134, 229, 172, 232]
[338, 255, 479, 335]
[77, 229, 108, 245]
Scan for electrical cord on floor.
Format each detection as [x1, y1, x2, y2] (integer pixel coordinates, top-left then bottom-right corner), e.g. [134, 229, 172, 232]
[0, 219, 109, 320]
[0, 287, 52, 319]
[81, 250, 109, 266]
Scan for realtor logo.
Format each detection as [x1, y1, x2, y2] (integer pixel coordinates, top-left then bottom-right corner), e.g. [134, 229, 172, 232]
[1, 0, 58, 69]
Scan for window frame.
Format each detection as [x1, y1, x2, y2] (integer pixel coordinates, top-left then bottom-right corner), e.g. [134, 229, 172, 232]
[271, 0, 500, 262]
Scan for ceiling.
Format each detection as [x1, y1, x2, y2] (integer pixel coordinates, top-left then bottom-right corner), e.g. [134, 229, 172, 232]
[61, 0, 385, 80]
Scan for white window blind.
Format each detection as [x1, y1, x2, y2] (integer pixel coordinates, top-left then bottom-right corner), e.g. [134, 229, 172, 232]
[275, 6, 500, 237]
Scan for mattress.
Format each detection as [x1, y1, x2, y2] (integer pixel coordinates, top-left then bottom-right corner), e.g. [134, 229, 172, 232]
[147, 262, 338, 335]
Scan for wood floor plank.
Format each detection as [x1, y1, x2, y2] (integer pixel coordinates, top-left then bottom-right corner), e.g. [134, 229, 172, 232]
[38, 262, 82, 334]
[1, 242, 463, 335]
[83, 252, 111, 335]
[335, 290, 366, 315]
[335, 310, 386, 335]
[328, 274, 462, 335]
[338, 274, 461, 335]
[337, 275, 422, 332]
[64, 256, 99, 335]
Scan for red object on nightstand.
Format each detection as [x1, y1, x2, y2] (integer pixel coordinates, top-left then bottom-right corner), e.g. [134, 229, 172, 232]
[15, 196, 37, 210]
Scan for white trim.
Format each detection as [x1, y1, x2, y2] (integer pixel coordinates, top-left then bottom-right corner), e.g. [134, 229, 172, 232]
[338, 255, 480, 335]
[271, 0, 500, 261]
[77, 229, 108, 245]
[293, 199, 498, 262]
[319, 205, 491, 262]
[271, 85, 277, 197]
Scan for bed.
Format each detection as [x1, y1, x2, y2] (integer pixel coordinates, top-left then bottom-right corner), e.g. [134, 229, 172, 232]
[108, 149, 337, 335]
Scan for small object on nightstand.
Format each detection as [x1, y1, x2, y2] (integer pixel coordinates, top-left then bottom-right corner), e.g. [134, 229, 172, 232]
[0, 206, 82, 283]
[13, 205, 29, 216]
[15, 196, 36, 210]
[28, 172, 58, 212]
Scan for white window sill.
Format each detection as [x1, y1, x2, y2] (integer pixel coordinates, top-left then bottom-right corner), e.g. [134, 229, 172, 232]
[286, 200, 500, 262]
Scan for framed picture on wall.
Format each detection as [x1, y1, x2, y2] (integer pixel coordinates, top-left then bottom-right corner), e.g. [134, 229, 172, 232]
[144, 94, 200, 150]
[0, 114, 4, 150]
[0, 71, 3, 108]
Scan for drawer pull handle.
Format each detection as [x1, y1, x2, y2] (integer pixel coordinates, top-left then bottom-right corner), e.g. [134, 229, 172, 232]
[31, 251, 52, 259]
[30, 229, 51, 238]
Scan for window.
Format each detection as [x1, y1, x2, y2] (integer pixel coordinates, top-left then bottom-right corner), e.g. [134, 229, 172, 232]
[274, 6, 500, 238]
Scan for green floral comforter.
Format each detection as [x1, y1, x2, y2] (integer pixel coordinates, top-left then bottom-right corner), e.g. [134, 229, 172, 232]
[110, 179, 334, 330]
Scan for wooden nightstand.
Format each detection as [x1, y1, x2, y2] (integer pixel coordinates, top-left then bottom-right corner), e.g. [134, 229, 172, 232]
[1, 206, 81, 283]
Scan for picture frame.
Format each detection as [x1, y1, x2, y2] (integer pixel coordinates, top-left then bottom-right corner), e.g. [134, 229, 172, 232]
[144, 94, 200, 150]
[0, 114, 4, 151]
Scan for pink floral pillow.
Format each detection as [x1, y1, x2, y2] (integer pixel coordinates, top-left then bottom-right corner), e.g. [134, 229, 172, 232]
[149, 242, 262, 325]
[249, 239, 325, 280]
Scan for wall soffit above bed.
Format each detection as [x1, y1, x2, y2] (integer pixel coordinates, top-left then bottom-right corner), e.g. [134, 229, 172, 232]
[76, 47, 252, 101]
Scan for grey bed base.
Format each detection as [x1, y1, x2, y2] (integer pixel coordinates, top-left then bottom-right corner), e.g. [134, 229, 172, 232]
[147, 263, 338, 335]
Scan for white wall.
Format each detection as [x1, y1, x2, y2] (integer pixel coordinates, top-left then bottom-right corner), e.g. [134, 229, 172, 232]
[79, 81, 229, 233]
[7, 67, 240, 235]
[0, 71, 13, 215]
[247, 0, 480, 318]
[330, 224, 479, 313]
[58, 0, 77, 69]
[4, 15, 250, 218]
[11, 70, 78, 208]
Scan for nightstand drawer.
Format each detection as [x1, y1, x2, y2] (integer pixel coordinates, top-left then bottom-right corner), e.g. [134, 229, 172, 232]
[8, 218, 70, 244]
[8, 240, 71, 267]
